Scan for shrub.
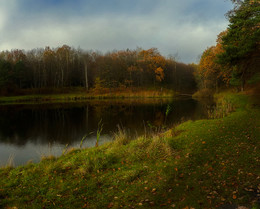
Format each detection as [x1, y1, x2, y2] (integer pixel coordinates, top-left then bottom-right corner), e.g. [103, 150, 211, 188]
[192, 88, 214, 98]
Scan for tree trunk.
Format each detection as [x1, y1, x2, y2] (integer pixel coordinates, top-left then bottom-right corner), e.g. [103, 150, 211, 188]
[241, 79, 245, 92]
[84, 61, 88, 90]
[241, 70, 245, 92]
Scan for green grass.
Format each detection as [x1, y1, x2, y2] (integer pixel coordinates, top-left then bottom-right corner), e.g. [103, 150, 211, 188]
[0, 93, 259, 208]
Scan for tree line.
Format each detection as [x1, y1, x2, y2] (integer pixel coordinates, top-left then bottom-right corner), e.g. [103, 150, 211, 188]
[0, 46, 196, 95]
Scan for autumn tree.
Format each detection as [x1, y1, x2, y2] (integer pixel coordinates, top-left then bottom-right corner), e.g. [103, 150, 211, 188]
[197, 45, 223, 91]
[137, 48, 166, 86]
[218, 0, 260, 91]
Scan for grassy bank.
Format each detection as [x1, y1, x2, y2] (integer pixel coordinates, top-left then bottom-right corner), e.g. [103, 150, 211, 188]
[0, 93, 259, 208]
[0, 88, 176, 104]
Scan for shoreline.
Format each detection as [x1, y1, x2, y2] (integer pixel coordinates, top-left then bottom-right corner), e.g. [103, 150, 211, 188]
[0, 92, 258, 208]
[0, 88, 180, 105]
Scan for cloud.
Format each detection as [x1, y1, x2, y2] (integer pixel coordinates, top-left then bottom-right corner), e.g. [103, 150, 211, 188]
[0, 1, 15, 30]
[0, 0, 232, 63]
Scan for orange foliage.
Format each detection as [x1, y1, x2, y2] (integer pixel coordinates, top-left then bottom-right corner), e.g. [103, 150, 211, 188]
[138, 48, 166, 82]
[7, 49, 26, 64]
[155, 67, 164, 82]
[197, 31, 232, 89]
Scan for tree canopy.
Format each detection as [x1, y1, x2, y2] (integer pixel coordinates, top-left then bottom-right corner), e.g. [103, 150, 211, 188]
[195, 0, 260, 93]
[218, 0, 260, 90]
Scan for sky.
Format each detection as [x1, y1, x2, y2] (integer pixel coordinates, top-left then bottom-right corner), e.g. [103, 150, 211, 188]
[0, 0, 233, 63]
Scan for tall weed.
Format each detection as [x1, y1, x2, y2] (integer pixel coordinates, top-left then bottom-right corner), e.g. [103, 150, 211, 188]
[208, 96, 235, 119]
[96, 119, 103, 147]
[113, 125, 130, 146]
[5, 154, 15, 168]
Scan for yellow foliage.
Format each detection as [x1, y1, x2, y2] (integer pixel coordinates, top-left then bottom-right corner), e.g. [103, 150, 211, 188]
[155, 67, 164, 82]
[138, 48, 166, 82]
[197, 32, 231, 89]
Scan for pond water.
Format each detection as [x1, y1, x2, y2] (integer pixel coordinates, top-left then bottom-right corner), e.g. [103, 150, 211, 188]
[0, 98, 213, 166]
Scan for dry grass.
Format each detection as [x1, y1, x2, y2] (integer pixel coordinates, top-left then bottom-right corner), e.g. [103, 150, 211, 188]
[208, 96, 236, 118]
[146, 136, 174, 160]
[89, 87, 176, 98]
[40, 155, 56, 161]
[4, 154, 15, 169]
[0, 88, 176, 104]
[112, 126, 131, 146]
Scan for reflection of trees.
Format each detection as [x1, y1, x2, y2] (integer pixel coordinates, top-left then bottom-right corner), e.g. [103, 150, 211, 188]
[192, 99, 215, 120]
[0, 105, 89, 146]
[153, 112, 165, 127]
[0, 99, 212, 147]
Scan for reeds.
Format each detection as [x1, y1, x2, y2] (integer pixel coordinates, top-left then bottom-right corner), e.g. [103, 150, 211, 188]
[113, 125, 130, 146]
[208, 97, 235, 119]
[95, 119, 103, 147]
[5, 154, 15, 168]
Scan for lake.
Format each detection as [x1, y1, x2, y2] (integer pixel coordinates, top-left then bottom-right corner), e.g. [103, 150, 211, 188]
[0, 98, 213, 166]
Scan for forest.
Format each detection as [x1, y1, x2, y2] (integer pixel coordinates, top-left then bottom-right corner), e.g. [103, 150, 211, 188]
[0, 47, 196, 96]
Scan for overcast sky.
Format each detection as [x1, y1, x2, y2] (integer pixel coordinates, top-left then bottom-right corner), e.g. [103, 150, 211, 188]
[0, 0, 233, 63]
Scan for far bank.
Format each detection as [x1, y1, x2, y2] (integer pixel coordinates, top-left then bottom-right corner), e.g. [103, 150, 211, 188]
[0, 87, 182, 104]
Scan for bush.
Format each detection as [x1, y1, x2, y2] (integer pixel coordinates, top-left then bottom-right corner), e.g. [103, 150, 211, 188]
[192, 88, 214, 98]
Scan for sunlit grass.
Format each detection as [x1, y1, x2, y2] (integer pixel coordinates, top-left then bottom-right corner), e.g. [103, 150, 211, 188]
[0, 88, 176, 105]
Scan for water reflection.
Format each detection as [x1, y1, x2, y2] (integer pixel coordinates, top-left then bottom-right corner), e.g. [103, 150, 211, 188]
[0, 98, 213, 166]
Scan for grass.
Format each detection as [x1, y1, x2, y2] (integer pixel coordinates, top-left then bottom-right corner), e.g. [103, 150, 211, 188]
[0, 87, 176, 105]
[0, 93, 259, 208]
